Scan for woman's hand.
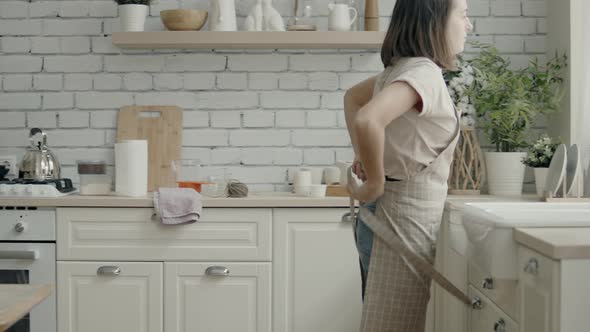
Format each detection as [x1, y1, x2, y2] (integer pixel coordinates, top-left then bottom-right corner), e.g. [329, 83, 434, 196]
[347, 167, 384, 203]
[351, 156, 367, 182]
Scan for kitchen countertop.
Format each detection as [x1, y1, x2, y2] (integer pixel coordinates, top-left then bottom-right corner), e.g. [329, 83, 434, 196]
[0, 192, 528, 208]
[445, 194, 542, 210]
[0, 192, 357, 208]
[0, 284, 53, 332]
[515, 227, 590, 260]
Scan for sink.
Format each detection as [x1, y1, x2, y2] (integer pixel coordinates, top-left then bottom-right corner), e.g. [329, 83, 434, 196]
[458, 202, 590, 279]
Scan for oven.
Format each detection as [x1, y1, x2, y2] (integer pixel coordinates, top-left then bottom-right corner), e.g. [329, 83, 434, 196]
[0, 207, 56, 332]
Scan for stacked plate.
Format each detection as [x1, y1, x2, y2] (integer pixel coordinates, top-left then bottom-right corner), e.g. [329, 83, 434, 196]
[545, 144, 585, 197]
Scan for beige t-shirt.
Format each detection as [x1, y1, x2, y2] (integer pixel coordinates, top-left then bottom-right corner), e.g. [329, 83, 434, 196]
[373, 57, 458, 180]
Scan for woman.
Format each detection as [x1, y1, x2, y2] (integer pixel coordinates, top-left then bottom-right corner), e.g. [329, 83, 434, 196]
[344, 0, 472, 330]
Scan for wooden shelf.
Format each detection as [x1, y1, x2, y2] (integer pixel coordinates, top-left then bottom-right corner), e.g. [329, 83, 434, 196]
[111, 31, 385, 49]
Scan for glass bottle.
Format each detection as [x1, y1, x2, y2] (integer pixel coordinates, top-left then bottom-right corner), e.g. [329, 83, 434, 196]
[348, 0, 360, 30]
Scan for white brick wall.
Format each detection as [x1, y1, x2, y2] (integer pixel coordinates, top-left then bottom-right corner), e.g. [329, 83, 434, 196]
[0, 0, 547, 190]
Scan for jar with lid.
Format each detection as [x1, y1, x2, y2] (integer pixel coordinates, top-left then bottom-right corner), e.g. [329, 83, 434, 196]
[287, 0, 317, 30]
[77, 160, 112, 195]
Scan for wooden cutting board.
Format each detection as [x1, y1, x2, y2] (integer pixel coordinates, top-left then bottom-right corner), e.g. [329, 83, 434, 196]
[326, 185, 349, 197]
[117, 105, 182, 191]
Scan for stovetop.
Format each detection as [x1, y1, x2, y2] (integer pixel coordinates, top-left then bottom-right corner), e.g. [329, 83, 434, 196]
[0, 178, 76, 197]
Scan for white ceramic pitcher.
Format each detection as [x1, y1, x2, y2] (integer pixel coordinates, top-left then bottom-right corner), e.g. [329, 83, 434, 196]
[209, 0, 237, 31]
[328, 3, 357, 31]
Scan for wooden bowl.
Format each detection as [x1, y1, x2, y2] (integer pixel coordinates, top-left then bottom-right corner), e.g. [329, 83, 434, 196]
[160, 9, 208, 31]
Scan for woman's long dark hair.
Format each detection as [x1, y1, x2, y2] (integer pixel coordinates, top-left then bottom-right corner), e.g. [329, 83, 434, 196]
[381, 0, 455, 69]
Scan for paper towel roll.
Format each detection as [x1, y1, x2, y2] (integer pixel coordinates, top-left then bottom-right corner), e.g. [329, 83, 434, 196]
[115, 140, 148, 197]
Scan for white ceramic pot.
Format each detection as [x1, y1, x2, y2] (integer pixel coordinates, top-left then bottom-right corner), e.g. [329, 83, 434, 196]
[484, 152, 526, 196]
[533, 167, 549, 197]
[119, 4, 148, 32]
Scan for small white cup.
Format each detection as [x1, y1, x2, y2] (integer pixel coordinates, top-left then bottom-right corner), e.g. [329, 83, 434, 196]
[294, 185, 311, 197]
[309, 184, 327, 197]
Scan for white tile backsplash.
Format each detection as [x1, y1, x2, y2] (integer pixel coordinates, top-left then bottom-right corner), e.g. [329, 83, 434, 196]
[0, 0, 548, 190]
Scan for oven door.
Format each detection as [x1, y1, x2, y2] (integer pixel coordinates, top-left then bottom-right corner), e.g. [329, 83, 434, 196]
[0, 242, 56, 332]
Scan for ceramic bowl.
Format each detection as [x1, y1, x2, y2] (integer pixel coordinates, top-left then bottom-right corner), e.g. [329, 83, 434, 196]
[160, 9, 208, 31]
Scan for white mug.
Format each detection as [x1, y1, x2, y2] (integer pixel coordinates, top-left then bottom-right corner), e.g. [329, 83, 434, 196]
[209, 0, 237, 31]
[323, 167, 341, 185]
[328, 3, 357, 31]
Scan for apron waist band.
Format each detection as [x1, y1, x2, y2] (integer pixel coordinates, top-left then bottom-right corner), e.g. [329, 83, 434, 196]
[385, 176, 401, 182]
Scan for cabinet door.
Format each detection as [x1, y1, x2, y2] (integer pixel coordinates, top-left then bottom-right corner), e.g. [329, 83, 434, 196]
[434, 207, 468, 332]
[57, 261, 163, 332]
[164, 262, 271, 332]
[273, 208, 362, 332]
[518, 246, 559, 332]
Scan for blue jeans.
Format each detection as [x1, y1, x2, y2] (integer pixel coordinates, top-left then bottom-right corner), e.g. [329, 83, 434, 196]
[355, 201, 376, 301]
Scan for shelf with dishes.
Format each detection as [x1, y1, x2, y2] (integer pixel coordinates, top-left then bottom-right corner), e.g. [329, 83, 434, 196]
[111, 31, 386, 49]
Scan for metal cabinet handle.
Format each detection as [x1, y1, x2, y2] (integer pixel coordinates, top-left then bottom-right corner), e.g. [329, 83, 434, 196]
[97, 266, 121, 276]
[341, 211, 355, 223]
[494, 318, 506, 332]
[0, 250, 39, 260]
[205, 266, 230, 276]
[14, 222, 26, 233]
[471, 296, 483, 310]
[482, 277, 494, 290]
[524, 258, 539, 275]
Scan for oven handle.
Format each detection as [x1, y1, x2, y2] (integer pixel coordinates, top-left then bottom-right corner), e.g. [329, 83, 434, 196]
[0, 250, 39, 260]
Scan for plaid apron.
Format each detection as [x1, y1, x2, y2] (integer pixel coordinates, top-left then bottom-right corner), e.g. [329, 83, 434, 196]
[353, 110, 461, 332]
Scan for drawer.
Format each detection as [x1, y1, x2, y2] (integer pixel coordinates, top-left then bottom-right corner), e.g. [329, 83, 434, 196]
[57, 208, 271, 261]
[469, 262, 519, 321]
[469, 286, 518, 332]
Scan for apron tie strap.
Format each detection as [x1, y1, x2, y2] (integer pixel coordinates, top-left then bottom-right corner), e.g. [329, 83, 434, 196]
[349, 198, 482, 309]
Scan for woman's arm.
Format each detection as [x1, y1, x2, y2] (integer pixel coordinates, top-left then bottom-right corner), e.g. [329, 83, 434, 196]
[344, 76, 377, 156]
[348, 81, 421, 202]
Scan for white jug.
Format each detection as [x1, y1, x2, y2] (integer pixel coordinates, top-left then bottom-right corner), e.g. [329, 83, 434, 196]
[209, 0, 237, 31]
[335, 161, 352, 185]
[328, 3, 357, 31]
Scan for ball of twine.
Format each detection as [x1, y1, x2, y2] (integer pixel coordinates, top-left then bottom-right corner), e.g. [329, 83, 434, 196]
[225, 179, 248, 198]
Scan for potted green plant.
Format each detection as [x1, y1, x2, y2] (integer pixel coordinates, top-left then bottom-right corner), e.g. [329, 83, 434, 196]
[522, 135, 561, 197]
[114, 0, 155, 31]
[466, 44, 567, 195]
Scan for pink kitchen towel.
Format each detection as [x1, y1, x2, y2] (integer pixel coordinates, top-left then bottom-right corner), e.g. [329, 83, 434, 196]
[153, 187, 202, 225]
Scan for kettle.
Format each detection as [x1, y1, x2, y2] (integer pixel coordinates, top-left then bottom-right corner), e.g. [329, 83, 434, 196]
[19, 128, 61, 180]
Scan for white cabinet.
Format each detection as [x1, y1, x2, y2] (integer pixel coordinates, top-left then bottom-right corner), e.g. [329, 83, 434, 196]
[57, 207, 272, 332]
[57, 261, 163, 332]
[518, 246, 559, 332]
[164, 262, 271, 332]
[273, 208, 362, 332]
[517, 244, 590, 332]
